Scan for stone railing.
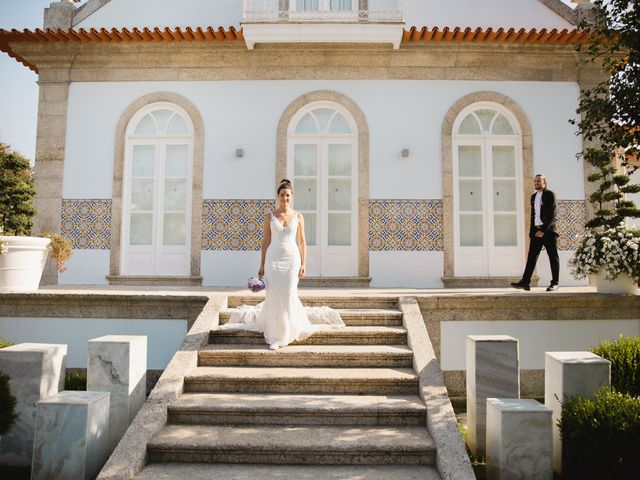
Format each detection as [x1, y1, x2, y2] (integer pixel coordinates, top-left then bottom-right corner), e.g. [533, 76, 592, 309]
[243, 0, 404, 23]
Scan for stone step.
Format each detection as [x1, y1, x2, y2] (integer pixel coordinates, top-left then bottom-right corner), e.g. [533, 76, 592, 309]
[184, 366, 419, 395]
[168, 393, 427, 426]
[219, 308, 404, 326]
[135, 463, 442, 480]
[209, 326, 407, 345]
[147, 424, 436, 465]
[227, 295, 399, 309]
[198, 344, 413, 367]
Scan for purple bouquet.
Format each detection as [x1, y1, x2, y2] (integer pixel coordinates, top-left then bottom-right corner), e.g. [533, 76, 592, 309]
[247, 276, 265, 292]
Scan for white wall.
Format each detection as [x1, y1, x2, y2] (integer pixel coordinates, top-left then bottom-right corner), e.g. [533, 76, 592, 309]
[202, 250, 262, 286]
[75, 0, 243, 29]
[0, 317, 186, 369]
[404, 0, 574, 30]
[74, 0, 574, 31]
[58, 250, 110, 285]
[63, 80, 584, 201]
[370, 251, 444, 288]
[441, 319, 640, 370]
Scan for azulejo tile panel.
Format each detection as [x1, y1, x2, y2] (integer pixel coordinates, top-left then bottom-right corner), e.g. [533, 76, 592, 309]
[556, 200, 587, 251]
[202, 200, 276, 251]
[369, 200, 443, 251]
[61, 200, 112, 249]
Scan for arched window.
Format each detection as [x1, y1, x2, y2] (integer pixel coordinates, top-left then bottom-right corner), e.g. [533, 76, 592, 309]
[287, 102, 358, 276]
[121, 102, 194, 276]
[452, 102, 525, 276]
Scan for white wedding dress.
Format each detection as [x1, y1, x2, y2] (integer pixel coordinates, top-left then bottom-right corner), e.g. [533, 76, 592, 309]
[222, 212, 344, 349]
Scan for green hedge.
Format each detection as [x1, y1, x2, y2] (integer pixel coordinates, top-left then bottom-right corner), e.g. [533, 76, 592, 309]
[560, 389, 640, 479]
[591, 335, 640, 396]
[0, 371, 18, 436]
[64, 370, 87, 391]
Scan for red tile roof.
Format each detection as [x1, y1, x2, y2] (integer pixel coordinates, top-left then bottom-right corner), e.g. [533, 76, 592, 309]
[0, 26, 589, 73]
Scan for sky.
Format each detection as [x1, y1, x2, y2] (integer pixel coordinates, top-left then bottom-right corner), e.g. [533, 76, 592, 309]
[0, 0, 579, 162]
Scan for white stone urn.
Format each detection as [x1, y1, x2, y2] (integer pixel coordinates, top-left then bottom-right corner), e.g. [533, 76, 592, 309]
[593, 271, 639, 294]
[0, 236, 51, 292]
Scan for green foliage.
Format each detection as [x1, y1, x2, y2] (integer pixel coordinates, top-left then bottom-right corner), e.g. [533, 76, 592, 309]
[0, 332, 13, 349]
[572, 0, 640, 229]
[41, 233, 73, 272]
[0, 143, 36, 236]
[592, 335, 640, 396]
[64, 370, 87, 391]
[0, 371, 18, 436]
[560, 389, 640, 479]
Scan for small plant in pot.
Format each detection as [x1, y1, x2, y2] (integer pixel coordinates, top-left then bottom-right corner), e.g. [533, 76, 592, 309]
[0, 142, 72, 291]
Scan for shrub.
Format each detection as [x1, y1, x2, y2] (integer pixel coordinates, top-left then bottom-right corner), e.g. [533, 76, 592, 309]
[592, 335, 640, 397]
[0, 334, 13, 349]
[560, 389, 640, 480]
[0, 143, 36, 236]
[0, 371, 18, 436]
[64, 370, 86, 391]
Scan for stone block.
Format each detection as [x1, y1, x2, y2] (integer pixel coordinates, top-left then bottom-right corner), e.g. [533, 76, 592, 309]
[544, 351, 610, 475]
[466, 335, 519, 458]
[32, 391, 110, 480]
[486, 398, 552, 480]
[88, 335, 147, 453]
[0, 343, 66, 467]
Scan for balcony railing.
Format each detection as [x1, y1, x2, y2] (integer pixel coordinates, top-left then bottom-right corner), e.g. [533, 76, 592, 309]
[243, 0, 404, 23]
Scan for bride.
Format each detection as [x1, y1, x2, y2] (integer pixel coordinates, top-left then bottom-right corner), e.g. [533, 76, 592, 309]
[223, 179, 344, 349]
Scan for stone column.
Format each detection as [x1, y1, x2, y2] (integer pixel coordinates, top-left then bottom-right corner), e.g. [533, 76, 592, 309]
[544, 351, 610, 475]
[88, 335, 147, 453]
[32, 391, 110, 480]
[466, 335, 520, 458]
[43, 1, 76, 29]
[32, 78, 71, 285]
[486, 398, 553, 480]
[0, 343, 66, 467]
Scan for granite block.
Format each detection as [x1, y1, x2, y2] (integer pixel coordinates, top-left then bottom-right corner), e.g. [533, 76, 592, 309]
[466, 335, 520, 458]
[544, 351, 610, 475]
[32, 390, 110, 480]
[88, 335, 147, 453]
[0, 343, 66, 467]
[486, 398, 552, 480]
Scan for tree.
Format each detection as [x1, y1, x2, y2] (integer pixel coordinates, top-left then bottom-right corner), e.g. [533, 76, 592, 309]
[0, 143, 37, 236]
[572, 0, 640, 229]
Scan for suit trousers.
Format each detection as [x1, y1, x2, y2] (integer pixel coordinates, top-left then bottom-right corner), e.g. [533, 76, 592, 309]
[522, 232, 560, 285]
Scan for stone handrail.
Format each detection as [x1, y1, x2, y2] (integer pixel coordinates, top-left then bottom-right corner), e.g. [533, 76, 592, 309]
[399, 296, 476, 480]
[95, 295, 226, 480]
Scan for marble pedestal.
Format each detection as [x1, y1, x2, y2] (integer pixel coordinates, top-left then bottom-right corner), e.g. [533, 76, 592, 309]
[0, 343, 66, 467]
[544, 351, 610, 475]
[486, 398, 552, 480]
[88, 335, 147, 453]
[32, 391, 110, 480]
[466, 335, 519, 459]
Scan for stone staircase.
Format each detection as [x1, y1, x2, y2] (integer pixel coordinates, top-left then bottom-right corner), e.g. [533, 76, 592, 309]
[135, 296, 442, 479]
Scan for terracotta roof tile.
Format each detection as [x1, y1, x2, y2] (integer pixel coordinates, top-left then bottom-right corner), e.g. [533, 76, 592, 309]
[0, 26, 589, 73]
[402, 26, 590, 44]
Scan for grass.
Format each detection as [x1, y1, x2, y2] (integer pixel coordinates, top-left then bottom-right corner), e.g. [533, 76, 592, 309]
[453, 399, 486, 479]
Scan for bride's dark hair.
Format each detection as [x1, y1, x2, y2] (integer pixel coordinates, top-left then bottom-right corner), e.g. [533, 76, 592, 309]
[277, 178, 293, 194]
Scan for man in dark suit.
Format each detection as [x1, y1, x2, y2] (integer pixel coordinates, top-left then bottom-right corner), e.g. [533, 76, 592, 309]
[511, 174, 560, 291]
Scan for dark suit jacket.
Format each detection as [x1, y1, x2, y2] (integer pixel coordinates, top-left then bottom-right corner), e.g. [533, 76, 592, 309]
[529, 189, 558, 237]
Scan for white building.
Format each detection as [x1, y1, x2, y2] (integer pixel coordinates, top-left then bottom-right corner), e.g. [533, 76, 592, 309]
[0, 0, 596, 288]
